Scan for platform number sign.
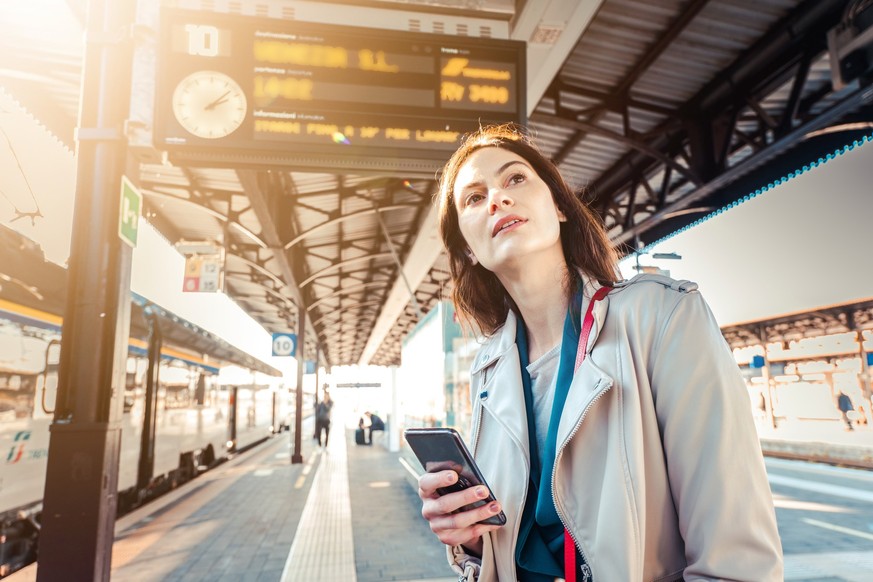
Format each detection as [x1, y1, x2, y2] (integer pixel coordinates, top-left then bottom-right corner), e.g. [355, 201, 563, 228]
[184, 24, 220, 56]
[272, 333, 296, 357]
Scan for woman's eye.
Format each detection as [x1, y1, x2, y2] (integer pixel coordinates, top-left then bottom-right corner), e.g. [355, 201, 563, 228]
[464, 193, 484, 207]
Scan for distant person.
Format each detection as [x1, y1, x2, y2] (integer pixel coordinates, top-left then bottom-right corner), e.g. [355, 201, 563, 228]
[415, 124, 782, 581]
[313, 383, 329, 440]
[837, 390, 855, 431]
[358, 411, 385, 445]
[755, 390, 767, 421]
[315, 391, 333, 446]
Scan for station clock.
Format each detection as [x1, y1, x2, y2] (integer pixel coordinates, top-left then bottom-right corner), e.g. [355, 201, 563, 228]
[171, 70, 247, 139]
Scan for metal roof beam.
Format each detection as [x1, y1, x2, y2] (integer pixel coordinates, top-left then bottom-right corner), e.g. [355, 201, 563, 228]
[512, 0, 606, 116]
[359, 201, 441, 366]
[300, 252, 394, 288]
[284, 204, 416, 250]
[614, 85, 873, 246]
[236, 170, 304, 305]
[549, 0, 711, 165]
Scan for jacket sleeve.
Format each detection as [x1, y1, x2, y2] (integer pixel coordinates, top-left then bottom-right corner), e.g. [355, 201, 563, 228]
[649, 291, 783, 581]
[444, 358, 490, 582]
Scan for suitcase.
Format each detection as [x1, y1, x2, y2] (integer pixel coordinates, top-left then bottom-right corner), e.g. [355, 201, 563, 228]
[355, 427, 366, 445]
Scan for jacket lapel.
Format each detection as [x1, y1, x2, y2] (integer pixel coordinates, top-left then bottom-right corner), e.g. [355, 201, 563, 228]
[471, 287, 614, 458]
[472, 312, 532, 460]
[557, 290, 615, 445]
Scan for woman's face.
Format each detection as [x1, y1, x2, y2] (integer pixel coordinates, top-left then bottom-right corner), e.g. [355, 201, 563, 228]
[453, 146, 566, 276]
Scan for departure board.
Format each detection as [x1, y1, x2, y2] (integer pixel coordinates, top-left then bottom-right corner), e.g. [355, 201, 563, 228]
[154, 8, 526, 173]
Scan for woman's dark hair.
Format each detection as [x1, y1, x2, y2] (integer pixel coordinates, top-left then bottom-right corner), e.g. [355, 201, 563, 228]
[438, 124, 620, 335]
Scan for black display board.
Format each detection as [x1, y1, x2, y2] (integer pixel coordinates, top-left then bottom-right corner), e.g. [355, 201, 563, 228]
[154, 8, 526, 174]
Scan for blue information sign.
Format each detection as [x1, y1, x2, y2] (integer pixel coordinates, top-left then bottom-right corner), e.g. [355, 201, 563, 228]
[272, 333, 296, 357]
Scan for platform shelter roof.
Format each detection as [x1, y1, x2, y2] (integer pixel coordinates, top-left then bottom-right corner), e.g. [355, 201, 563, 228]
[1, 0, 871, 366]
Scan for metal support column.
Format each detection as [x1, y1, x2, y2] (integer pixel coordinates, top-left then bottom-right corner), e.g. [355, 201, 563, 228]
[312, 345, 320, 439]
[292, 311, 305, 464]
[389, 365, 400, 452]
[37, 0, 136, 580]
[314, 345, 320, 407]
[850, 312, 873, 425]
[136, 309, 161, 492]
[758, 326, 778, 430]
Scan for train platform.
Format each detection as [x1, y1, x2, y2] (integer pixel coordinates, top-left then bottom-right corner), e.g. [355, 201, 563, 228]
[8, 406, 873, 582]
[757, 417, 873, 469]
[9, 403, 455, 582]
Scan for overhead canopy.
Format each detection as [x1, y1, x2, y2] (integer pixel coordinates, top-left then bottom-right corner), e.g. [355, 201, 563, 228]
[721, 298, 873, 350]
[1, 0, 871, 367]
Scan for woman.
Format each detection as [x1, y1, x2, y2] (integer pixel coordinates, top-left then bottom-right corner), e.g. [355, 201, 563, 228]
[417, 124, 782, 581]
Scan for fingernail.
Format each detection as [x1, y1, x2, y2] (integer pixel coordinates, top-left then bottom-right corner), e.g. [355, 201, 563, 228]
[489, 502, 499, 512]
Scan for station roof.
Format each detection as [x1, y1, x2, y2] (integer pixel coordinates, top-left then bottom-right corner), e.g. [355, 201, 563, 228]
[1, 0, 871, 367]
[721, 297, 873, 350]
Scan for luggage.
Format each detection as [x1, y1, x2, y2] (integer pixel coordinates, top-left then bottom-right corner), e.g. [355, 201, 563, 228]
[355, 427, 366, 445]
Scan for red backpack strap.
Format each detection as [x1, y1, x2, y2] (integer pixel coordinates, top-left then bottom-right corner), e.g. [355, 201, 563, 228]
[566, 285, 611, 580]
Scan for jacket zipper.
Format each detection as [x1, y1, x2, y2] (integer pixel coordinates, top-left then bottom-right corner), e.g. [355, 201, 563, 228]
[550, 377, 613, 582]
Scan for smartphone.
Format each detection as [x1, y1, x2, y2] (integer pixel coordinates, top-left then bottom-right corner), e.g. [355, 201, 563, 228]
[404, 427, 506, 526]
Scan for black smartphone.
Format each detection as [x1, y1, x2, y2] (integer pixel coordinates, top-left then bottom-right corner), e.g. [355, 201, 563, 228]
[404, 427, 506, 526]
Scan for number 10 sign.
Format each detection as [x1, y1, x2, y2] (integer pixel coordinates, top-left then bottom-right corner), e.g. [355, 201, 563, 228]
[272, 333, 297, 357]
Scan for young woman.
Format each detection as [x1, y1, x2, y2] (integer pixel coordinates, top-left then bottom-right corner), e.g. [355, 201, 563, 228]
[416, 124, 782, 582]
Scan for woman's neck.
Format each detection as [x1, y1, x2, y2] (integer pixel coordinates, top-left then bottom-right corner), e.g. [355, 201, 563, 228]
[499, 261, 571, 362]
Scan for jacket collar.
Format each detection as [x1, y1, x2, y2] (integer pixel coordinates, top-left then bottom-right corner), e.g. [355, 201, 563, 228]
[471, 271, 610, 375]
[469, 271, 615, 458]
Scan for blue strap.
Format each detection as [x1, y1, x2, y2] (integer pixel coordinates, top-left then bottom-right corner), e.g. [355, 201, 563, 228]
[514, 282, 584, 579]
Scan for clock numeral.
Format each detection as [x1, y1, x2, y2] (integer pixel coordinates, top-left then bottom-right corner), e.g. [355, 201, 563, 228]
[184, 24, 220, 57]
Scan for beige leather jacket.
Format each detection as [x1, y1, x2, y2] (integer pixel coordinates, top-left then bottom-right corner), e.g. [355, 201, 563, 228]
[448, 274, 783, 582]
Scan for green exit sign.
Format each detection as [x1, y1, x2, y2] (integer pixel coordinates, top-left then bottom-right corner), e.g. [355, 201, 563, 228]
[119, 175, 142, 248]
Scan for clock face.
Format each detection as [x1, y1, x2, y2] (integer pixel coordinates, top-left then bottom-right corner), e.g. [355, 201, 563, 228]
[172, 71, 247, 139]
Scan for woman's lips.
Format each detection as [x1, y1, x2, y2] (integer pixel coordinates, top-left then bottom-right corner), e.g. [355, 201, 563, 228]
[492, 216, 526, 237]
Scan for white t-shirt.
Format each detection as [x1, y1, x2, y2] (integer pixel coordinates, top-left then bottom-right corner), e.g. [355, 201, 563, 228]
[526, 344, 560, 470]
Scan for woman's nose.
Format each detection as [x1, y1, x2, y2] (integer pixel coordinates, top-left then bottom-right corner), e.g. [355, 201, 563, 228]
[488, 189, 513, 214]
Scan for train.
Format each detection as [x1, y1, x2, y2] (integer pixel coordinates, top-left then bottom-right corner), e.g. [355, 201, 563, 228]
[0, 225, 292, 577]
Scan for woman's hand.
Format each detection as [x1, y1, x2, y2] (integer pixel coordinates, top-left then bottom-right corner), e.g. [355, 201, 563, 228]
[418, 469, 504, 554]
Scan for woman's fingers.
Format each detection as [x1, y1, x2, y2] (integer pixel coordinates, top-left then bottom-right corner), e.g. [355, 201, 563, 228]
[417, 470, 503, 546]
[427, 502, 504, 546]
[423, 484, 488, 519]
[418, 469, 457, 499]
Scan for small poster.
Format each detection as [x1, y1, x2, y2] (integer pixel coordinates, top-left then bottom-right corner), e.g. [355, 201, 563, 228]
[183, 255, 222, 293]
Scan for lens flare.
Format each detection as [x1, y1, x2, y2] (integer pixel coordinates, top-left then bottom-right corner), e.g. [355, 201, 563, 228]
[332, 132, 351, 145]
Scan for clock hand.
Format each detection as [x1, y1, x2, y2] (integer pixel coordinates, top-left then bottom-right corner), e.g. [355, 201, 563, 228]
[204, 90, 232, 111]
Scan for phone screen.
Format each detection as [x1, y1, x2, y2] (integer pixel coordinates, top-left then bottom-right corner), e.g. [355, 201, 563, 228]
[404, 427, 506, 526]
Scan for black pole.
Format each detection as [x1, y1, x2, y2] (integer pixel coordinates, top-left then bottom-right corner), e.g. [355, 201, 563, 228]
[312, 345, 320, 439]
[37, 0, 136, 580]
[292, 313, 305, 463]
[137, 309, 161, 491]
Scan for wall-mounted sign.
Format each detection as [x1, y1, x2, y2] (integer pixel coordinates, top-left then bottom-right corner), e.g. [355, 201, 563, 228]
[119, 176, 141, 248]
[154, 8, 526, 175]
[272, 332, 297, 357]
[183, 254, 222, 292]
